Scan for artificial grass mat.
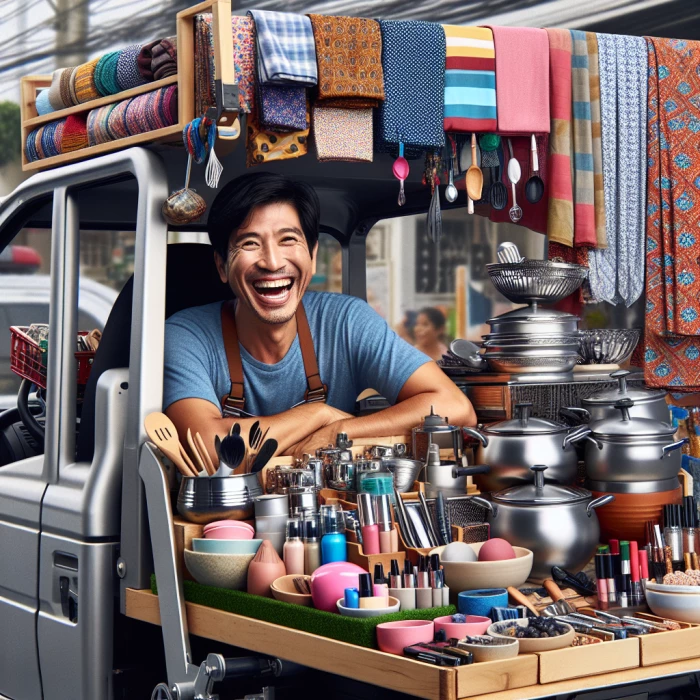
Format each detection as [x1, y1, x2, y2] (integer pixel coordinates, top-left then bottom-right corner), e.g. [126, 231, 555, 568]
[151, 575, 455, 649]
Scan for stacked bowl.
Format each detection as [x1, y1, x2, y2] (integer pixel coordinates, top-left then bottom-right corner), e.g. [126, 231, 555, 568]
[483, 260, 587, 374]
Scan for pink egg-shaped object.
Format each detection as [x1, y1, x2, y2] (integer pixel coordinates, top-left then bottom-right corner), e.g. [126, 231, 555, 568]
[203, 520, 255, 540]
[310, 562, 366, 612]
[433, 615, 491, 639]
[478, 538, 516, 562]
[376, 620, 435, 655]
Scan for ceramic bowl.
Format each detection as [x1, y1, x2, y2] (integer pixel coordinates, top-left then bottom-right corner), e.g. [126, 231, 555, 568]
[488, 619, 575, 653]
[203, 520, 255, 540]
[645, 584, 700, 623]
[646, 581, 700, 594]
[430, 543, 533, 593]
[310, 561, 366, 613]
[192, 538, 262, 555]
[270, 575, 313, 606]
[457, 589, 508, 617]
[376, 619, 435, 656]
[433, 615, 491, 639]
[183, 549, 254, 589]
[336, 596, 401, 618]
[456, 635, 519, 663]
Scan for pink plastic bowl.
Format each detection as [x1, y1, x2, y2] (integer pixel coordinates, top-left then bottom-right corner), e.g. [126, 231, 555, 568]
[433, 615, 491, 639]
[203, 520, 255, 540]
[376, 619, 435, 656]
[310, 562, 366, 613]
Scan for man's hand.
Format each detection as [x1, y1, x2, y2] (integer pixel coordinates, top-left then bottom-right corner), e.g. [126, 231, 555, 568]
[289, 415, 351, 460]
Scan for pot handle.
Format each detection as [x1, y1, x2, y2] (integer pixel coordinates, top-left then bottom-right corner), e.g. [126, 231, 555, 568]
[661, 438, 689, 458]
[470, 495, 497, 518]
[562, 427, 592, 449]
[587, 494, 615, 516]
[452, 464, 491, 478]
[560, 406, 591, 425]
[463, 427, 488, 447]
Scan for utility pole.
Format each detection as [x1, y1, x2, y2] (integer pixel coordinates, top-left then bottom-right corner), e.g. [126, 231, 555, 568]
[55, 0, 89, 68]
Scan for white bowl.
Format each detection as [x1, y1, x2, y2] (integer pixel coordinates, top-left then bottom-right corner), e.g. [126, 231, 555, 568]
[646, 581, 700, 595]
[336, 596, 400, 618]
[646, 585, 700, 623]
[430, 542, 533, 592]
[184, 549, 254, 589]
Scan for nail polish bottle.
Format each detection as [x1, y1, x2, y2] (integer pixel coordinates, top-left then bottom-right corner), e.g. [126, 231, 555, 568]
[358, 493, 380, 555]
[283, 519, 304, 576]
[321, 507, 347, 564]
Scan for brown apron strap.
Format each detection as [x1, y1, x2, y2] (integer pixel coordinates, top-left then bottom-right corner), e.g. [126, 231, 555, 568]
[296, 302, 328, 403]
[220, 300, 246, 415]
[220, 300, 327, 413]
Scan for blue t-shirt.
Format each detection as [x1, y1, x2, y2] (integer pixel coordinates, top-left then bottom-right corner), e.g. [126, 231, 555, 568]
[163, 291, 430, 416]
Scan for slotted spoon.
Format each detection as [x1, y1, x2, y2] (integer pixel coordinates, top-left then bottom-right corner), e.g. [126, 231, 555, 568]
[144, 412, 197, 477]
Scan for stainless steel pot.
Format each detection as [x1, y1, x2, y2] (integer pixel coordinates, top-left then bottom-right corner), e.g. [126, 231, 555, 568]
[463, 402, 581, 492]
[177, 472, 264, 523]
[421, 444, 491, 497]
[472, 465, 614, 582]
[487, 305, 579, 336]
[567, 398, 686, 483]
[564, 370, 669, 424]
[412, 407, 463, 463]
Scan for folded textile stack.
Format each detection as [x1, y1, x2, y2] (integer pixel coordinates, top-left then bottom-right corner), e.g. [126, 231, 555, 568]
[138, 37, 177, 82]
[308, 14, 385, 162]
[644, 37, 700, 390]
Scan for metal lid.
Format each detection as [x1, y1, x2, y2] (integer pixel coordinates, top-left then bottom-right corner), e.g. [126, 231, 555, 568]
[589, 399, 676, 438]
[415, 406, 458, 433]
[488, 305, 579, 325]
[583, 370, 667, 406]
[484, 403, 568, 435]
[493, 466, 592, 505]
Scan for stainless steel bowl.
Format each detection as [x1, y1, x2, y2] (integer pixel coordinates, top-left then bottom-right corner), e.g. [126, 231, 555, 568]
[578, 329, 641, 365]
[488, 306, 580, 336]
[381, 458, 424, 493]
[486, 261, 588, 304]
[485, 353, 579, 374]
[482, 333, 580, 345]
[482, 342, 581, 354]
[177, 472, 264, 524]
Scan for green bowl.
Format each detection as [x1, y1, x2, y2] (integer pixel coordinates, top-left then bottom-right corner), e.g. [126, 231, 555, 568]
[192, 538, 262, 555]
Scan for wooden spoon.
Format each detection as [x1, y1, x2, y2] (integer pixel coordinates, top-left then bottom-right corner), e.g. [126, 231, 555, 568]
[195, 431, 216, 476]
[144, 412, 197, 477]
[186, 428, 206, 475]
[465, 133, 483, 201]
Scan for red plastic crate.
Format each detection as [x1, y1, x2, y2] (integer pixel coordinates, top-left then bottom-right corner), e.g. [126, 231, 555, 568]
[10, 326, 95, 393]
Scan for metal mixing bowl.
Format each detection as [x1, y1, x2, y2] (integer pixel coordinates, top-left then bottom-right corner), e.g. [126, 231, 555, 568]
[486, 261, 588, 304]
[485, 353, 580, 374]
[177, 472, 264, 523]
[381, 458, 424, 493]
[578, 329, 641, 365]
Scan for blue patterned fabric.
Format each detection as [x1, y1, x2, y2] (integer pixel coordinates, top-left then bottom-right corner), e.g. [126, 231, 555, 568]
[116, 44, 149, 91]
[587, 34, 647, 306]
[259, 84, 307, 131]
[248, 10, 317, 86]
[376, 20, 446, 152]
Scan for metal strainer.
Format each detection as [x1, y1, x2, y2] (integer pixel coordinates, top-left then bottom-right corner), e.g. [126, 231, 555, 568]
[486, 261, 588, 304]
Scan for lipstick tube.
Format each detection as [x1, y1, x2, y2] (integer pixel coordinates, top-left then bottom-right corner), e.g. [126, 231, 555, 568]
[358, 493, 380, 555]
[629, 541, 643, 605]
[416, 555, 429, 589]
[390, 559, 402, 589]
[604, 553, 617, 605]
[403, 559, 415, 589]
[595, 554, 608, 605]
[377, 495, 396, 553]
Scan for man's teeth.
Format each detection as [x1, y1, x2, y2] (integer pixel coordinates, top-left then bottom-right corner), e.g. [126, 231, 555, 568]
[253, 279, 292, 289]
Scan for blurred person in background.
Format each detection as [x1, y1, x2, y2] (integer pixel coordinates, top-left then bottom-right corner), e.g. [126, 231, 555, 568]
[413, 307, 448, 361]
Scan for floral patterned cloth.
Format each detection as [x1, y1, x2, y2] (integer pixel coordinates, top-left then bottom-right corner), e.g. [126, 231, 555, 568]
[258, 84, 307, 131]
[307, 14, 384, 108]
[644, 37, 700, 390]
[312, 106, 373, 162]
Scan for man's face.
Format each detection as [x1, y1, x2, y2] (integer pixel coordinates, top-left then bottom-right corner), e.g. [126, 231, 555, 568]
[216, 202, 318, 325]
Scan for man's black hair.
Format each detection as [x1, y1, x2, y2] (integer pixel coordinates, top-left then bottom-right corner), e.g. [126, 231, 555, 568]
[207, 171, 320, 261]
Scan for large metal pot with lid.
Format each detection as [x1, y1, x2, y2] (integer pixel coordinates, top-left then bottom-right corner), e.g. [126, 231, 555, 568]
[487, 305, 579, 336]
[567, 398, 687, 483]
[472, 466, 614, 582]
[463, 402, 581, 492]
[563, 370, 669, 424]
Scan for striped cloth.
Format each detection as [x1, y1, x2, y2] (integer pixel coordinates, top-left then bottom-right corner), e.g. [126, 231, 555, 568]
[586, 32, 607, 249]
[570, 30, 596, 248]
[545, 29, 574, 247]
[74, 58, 101, 104]
[248, 10, 317, 85]
[87, 104, 116, 146]
[442, 26, 497, 132]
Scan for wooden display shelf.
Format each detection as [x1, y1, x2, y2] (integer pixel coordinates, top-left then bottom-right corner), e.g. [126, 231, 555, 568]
[125, 588, 700, 700]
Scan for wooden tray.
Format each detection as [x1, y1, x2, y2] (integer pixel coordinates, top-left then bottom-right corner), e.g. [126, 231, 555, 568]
[634, 613, 700, 666]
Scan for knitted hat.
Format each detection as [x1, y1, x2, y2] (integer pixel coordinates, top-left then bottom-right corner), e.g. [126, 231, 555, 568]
[94, 51, 120, 96]
[116, 44, 148, 91]
[35, 89, 53, 116]
[61, 114, 89, 153]
[75, 58, 101, 103]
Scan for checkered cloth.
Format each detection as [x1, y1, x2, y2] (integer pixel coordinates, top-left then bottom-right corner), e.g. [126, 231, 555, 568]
[248, 10, 317, 86]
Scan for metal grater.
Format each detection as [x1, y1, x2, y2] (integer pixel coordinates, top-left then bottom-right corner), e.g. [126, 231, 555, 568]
[426, 495, 487, 528]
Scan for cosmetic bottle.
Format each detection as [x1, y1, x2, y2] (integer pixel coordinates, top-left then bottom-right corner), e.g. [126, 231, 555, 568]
[357, 460, 394, 499]
[321, 507, 347, 564]
[390, 559, 402, 589]
[283, 519, 304, 576]
[358, 493, 380, 555]
[344, 587, 359, 609]
[358, 572, 385, 609]
[377, 494, 397, 553]
[374, 563, 385, 585]
[304, 518, 321, 575]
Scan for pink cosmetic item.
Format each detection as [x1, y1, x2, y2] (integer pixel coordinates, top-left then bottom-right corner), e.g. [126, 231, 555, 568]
[203, 520, 255, 540]
[373, 583, 389, 598]
[283, 519, 305, 576]
[377, 494, 397, 553]
[358, 493, 380, 555]
[376, 619, 435, 655]
[433, 615, 491, 639]
[247, 540, 286, 597]
[310, 561, 366, 613]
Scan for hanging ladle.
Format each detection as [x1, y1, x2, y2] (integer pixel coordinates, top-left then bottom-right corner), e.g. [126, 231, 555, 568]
[506, 139, 523, 223]
[525, 134, 545, 204]
[466, 133, 484, 202]
[393, 142, 410, 207]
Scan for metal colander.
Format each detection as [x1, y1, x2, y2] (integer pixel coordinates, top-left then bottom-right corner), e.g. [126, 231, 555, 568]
[578, 329, 642, 365]
[486, 261, 588, 304]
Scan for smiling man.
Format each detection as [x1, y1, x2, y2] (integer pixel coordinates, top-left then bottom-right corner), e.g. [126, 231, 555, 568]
[164, 172, 475, 463]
